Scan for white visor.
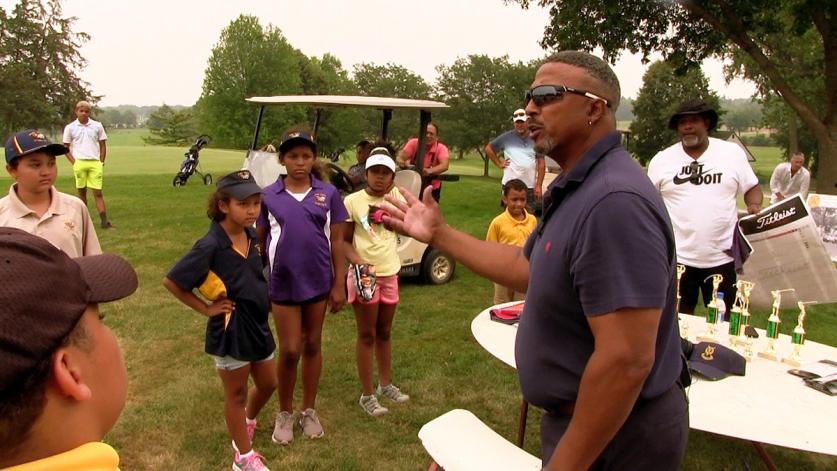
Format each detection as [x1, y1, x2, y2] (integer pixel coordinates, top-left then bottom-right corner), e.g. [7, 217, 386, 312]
[365, 154, 396, 172]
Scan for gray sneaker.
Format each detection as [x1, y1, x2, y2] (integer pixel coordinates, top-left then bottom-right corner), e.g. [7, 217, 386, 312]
[377, 383, 410, 403]
[271, 411, 294, 445]
[359, 394, 389, 416]
[299, 408, 324, 439]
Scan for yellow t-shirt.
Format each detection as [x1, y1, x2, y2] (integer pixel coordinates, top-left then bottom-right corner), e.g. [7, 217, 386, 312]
[344, 187, 405, 276]
[485, 209, 537, 247]
[2, 442, 120, 470]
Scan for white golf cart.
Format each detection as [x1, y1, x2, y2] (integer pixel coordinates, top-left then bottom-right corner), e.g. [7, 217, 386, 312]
[242, 95, 457, 285]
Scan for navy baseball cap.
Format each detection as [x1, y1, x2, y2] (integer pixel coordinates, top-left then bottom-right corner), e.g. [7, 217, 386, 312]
[217, 169, 263, 200]
[5, 129, 68, 164]
[278, 130, 317, 155]
[687, 341, 746, 381]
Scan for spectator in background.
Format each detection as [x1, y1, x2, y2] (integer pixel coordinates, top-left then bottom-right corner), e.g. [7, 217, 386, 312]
[647, 99, 763, 317]
[348, 140, 373, 190]
[485, 109, 545, 214]
[63, 101, 113, 229]
[770, 152, 810, 204]
[396, 122, 449, 202]
[485, 179, 536, 304]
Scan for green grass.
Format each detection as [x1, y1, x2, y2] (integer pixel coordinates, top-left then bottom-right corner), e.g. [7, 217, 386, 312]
[2, 140, 835, 470]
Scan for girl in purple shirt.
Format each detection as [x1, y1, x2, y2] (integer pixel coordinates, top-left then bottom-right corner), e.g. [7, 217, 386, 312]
[256, 130, 347, 445]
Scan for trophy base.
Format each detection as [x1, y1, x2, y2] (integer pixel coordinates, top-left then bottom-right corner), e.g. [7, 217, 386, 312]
[758, 351, 779, 361]
[696, 334, 719, 343]
[782, 357, 802, 367]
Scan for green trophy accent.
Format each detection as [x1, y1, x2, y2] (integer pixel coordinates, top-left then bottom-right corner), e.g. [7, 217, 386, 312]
[728, 308, 741, 336]
[707, 303, 718, 324]
[784, 301, 817, 367]
[759, 288, 795, 361]
[767, 319, 779, 339]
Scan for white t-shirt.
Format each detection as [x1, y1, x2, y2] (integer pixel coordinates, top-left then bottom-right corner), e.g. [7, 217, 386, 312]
[647, 137, 759, 268]
[769, 162, 810, 204]
[63, 118, 107, 160]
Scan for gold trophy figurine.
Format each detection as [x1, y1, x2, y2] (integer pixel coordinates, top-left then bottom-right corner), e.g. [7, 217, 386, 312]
[783, 301, 818, 367]
[697, 274, 723, 342]
[676, 264, 688, 338]
[736, 281, 755, 347]
[758, 288, 796, 361]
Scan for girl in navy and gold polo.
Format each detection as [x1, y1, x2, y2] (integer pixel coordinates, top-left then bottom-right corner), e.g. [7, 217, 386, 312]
[164, 170, 275, 471]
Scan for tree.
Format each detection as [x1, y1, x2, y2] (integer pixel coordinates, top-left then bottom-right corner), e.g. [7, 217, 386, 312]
[196, 15, 304, 149]
[299, 54, 364, 156]
[435, 55, 538, 175]
[0, 0, 95, 136]
[352, 63, 432, 145]
[144, 105, 198, 146]
[508, 0, 837, 194]
[630, 61, 722, 165]
[722, 98, 762, 133]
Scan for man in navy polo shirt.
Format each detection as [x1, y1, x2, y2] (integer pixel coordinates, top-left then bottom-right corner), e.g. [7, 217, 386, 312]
[384, 51, 687, 470]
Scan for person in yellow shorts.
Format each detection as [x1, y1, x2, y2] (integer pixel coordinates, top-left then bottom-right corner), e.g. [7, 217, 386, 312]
[63, 101, 113, 229]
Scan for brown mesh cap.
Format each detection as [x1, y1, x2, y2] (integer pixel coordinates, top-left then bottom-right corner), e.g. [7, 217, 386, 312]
[0, 227, 138, 390]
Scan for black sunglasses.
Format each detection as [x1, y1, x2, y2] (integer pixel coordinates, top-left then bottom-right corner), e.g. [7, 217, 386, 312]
[525, 85, 611, 108]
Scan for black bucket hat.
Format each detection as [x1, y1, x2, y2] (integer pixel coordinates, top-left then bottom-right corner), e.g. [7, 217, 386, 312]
[668, 99, 719, 131]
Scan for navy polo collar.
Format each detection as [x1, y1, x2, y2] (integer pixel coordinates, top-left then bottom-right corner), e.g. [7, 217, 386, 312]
[208, 220, 255, 248]
[550, 131, 622, 192]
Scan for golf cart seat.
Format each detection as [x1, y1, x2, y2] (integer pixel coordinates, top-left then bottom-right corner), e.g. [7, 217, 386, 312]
[243, 149, 284, 188]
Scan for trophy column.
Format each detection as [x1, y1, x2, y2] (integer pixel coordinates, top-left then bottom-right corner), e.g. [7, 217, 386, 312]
[783, 301, 817, 367]
[758, 288, 796, 361]
[697, 274, 723, 343]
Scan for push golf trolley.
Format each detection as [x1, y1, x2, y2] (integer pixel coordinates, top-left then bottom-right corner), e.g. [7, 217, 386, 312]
[172, 135, 212, 187]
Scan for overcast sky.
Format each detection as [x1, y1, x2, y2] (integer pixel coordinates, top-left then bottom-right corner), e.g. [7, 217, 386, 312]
[3, 0, 757, 106]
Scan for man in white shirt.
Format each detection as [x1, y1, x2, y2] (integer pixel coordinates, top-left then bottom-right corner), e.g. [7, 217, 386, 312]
[484, 109, 546, 213]
[769, 152, 810, 204]
[63, 101, 113, 229]
[647, 99, 763, 316]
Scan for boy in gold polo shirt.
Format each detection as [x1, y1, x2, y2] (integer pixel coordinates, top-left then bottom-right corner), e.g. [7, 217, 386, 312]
[485, 179, 537, 303]
[1, 129, 101, 257]
[0, 228, 138, 470]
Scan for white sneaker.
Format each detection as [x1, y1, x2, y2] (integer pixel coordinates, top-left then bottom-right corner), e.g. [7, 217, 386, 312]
[271, 411, 294, 445]
[359, 394, 389, 416]
[377, 383, 410, 403]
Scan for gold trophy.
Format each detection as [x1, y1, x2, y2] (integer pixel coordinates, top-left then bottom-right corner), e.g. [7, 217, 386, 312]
[736, 281, 755, 347]
[697, 274, 723, 343]
[758, 288, 796, 361]
[783, 301, 818, 367]
[676, 264, 688, 338]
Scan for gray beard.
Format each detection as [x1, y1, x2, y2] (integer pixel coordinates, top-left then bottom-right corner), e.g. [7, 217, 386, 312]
[534, 136, 557, 156]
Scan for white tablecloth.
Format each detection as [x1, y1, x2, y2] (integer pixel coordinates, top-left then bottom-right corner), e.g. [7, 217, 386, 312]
[471, 306, 837, 456]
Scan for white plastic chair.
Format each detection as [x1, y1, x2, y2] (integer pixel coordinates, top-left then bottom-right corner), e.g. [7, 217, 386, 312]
[418, 409, 541, 471]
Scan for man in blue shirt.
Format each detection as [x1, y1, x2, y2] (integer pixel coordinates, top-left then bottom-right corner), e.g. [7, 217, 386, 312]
[383, 51, 687, 470]
[485, 109, 545, 213]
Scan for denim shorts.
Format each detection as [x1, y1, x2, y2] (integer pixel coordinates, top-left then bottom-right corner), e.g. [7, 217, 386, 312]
[212, 352, 275, 371]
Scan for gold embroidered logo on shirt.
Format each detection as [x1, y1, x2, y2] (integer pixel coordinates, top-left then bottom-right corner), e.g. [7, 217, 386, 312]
[64, 221, 76, 232]
[314, 192, 327, 207]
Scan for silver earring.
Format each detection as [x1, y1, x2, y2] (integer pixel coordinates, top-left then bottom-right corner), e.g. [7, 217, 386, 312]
[588, 121, 592, 125]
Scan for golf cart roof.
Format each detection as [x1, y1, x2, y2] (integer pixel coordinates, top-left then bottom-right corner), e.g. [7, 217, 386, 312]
[246, 95, 448, 110]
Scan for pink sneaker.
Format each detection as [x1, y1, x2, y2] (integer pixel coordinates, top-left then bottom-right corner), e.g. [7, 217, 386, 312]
[233, 450, 269, 471]
[232, 418, 257, 453]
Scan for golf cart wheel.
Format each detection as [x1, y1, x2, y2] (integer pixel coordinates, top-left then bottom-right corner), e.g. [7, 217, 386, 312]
[173, 175, 184, 187]
[203, 174, 213, 185]
[422, 248, 455, 285]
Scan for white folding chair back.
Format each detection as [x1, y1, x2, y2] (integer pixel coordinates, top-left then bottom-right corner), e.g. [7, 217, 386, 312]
[418, 409, 541, 471]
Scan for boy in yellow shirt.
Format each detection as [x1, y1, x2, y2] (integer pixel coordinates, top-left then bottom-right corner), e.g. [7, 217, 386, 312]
[0, 228, 138, 470]
[485, 179, 537, 304]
